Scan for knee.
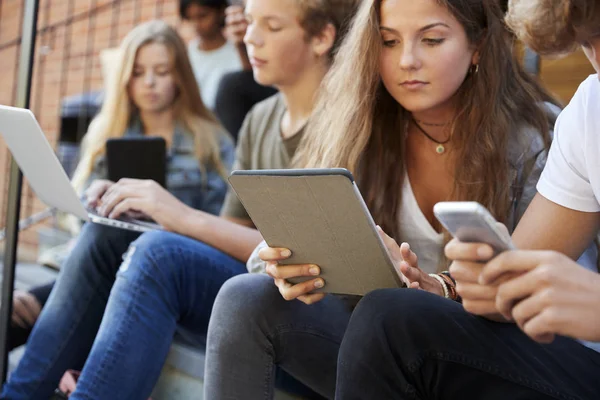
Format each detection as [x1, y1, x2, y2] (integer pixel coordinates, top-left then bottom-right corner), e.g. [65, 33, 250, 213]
[343, 289, 404, 342]
[349, 289, 458, 346]
[339, 290, 419, 362]
[59, 223, 135, 276]
[210, 274, 280, 333]
[128, 230, 179, 253]
[79, 221, 116, 238]
[358, 289, 448, 324]
[213, 274, 278, 319]
[118, 231, 192, 278]
[79, 222, 138, 247]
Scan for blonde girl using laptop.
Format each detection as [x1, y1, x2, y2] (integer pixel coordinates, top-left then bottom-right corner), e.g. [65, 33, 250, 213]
[1, 19, 233, 399]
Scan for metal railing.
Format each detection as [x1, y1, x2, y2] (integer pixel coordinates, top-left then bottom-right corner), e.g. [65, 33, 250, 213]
[0, 0, 170, 381]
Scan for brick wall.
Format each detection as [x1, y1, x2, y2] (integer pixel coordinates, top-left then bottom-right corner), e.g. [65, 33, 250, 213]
[0, 0, 196, 260]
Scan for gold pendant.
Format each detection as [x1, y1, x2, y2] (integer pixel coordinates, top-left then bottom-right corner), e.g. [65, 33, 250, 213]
[436, 144, 445, 154]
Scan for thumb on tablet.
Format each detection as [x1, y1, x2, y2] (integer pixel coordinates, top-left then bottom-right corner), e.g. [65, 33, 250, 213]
[376, 226, 403, 261]
[258, 246, 292, 262]
[399, 242, 419, 269]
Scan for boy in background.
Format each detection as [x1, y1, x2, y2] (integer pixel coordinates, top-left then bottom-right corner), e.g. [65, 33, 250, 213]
[180, 0, 242, 109]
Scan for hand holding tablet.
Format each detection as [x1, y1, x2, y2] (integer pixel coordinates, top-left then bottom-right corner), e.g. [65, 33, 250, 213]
[229, 168, 404, 296]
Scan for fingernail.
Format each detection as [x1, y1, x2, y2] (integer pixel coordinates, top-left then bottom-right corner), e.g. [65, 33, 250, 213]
[309, 266, 320, 275]
[314, 279, 324, 288]
[280, 249, 291, 258]
[477, 246, 493, 259]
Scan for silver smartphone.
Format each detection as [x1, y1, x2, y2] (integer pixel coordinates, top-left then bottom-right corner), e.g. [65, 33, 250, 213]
[433, 202, 515, 254]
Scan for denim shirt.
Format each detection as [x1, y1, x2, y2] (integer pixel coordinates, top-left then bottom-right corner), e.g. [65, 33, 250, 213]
[86, 119, 234, 216]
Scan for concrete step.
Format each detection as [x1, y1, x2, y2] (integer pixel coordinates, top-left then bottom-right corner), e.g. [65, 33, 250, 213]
[153, 340, 306, 399]
[0, 262, 57, 292]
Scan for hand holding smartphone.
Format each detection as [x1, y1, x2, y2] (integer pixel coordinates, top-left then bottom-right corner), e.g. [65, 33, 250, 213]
[433, 202, 515, 254]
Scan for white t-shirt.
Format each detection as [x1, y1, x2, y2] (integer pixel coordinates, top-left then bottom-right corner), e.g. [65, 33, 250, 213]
[187, 39, 242, 110]
[538, 75, 600, 211]
[537, 74, 600, 353]
[397, 175, 445, 274]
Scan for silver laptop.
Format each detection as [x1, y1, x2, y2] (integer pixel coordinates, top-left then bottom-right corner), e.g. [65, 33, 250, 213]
[0, 104, 161, 233]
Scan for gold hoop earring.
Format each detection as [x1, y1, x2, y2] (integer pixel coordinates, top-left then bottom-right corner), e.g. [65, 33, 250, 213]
[471, 64, 479, 75]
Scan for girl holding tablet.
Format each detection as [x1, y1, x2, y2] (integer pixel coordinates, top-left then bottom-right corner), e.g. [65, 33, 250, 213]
[202, 0, 582, 399]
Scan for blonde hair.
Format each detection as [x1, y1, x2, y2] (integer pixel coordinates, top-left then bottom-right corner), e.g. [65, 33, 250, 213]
[506, 0, 600, 56]
[294, 0, 555, 247]
[72, 20, 229, 192]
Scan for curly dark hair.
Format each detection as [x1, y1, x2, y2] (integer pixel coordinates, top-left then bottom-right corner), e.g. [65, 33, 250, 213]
[179, 0, 228, 19]
[506, 0, 600, 55]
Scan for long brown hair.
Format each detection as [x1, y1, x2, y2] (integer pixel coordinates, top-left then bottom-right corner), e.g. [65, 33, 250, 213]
[294, 0, 557, 242]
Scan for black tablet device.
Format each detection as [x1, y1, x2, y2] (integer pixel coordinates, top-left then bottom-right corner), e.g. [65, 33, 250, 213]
[106, 136, 167, 187]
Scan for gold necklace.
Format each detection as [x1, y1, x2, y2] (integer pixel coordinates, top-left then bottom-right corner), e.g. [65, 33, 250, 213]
[412, 119, 451, 155]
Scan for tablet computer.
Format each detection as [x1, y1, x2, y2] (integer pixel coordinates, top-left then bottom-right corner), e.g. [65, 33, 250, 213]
[228, 168, 404, 295]
[106, 137, 167, 187]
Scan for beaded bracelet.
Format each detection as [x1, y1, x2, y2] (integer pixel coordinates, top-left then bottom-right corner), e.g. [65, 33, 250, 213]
[440, 271, 456, 285]
[428, 273, 449, 299]
[440, 271, 461, 303]
[438, 273, 458, 301]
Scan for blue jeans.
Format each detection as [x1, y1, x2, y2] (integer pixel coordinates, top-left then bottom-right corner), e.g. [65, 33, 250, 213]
[2, 225, 247, 400]
[204, 274, 354, 400]
[2, 223, 140, 399]
[336, 289, 600, 400]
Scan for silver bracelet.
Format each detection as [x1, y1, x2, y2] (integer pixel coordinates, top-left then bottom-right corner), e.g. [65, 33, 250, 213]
[429, 273, 449, 299]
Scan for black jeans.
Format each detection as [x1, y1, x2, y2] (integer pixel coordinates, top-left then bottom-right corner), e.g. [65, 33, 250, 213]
[336, 289, 600, 400]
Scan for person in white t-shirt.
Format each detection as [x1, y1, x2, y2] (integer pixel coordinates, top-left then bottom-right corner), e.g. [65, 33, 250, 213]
[180, 0, 242, 109]
[332, 1, 600, 399]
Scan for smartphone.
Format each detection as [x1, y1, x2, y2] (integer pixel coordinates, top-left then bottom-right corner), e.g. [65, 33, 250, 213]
[433, 201, 515, 254]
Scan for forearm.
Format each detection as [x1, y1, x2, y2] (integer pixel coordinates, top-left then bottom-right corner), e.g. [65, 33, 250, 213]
[177, 209, 263, 262]
[512, 194, 600, 259]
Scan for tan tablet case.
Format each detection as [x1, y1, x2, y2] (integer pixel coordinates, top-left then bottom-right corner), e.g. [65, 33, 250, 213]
[229, 170, 404, 295]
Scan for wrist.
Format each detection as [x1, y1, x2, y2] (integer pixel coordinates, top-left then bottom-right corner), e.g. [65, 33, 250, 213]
[174, 206, 204, 235]
[439, 271, 461, 302]
[428, 274, 449, 298]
